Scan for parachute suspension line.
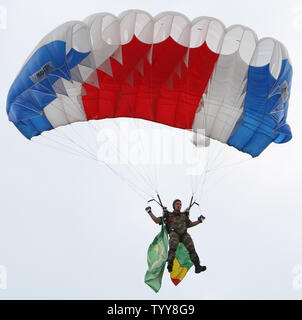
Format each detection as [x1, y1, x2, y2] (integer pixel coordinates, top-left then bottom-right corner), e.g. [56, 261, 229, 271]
[111, 119, 159, 194]
[32, 135, 95, 160]
[38, 130, 97, 161]
[92, 130, 156, 202]
[97, 158, 151, 202]
[201, 88, 213, 173]
[133, 117, 159, 193]
[182, 52, 198, 199]
[33, 134, 149, 202]
[54, 124, 98, 160]
[199, 168, 235, 199]
[207, 141, 227, 171]
[180, 51, 204, 202]
[205, 96, 245, 172]
[41, 96, 155, 200]
[134, 119, 158, 191]
[38, 130, 88, 158]
[189, 161, 201, 199]
[89, 119, 156, 197]
[148, 44, 160, 195]
[63, 96, 102, 157]
[208, 158, 252, 173]
[188, 167, 205, 210]
[204, 112, 226, 173]
[191, 93, 215, 205]
[85, 120, 100, 153]
[189, 133, 209, 201]
[69, 122, 99, 156]
[42, 97, 99, 160]
[100, 119, 157, 195]
[201, 55, 230, 174]
[199, 107, 251, 179]
[87, 75, 158, 194]
[190, 173, 194, 198]
[75, 121, 153, 200]
[207, 154, 252, 173]
[111, 55, 159, 195]
[62, 93, 157, 199]
[193, 168, 207, 204]
[89, 120, 144, 194]
[59, 98, 103, 157]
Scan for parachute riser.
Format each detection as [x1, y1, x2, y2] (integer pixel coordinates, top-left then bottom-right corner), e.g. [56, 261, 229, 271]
[148, 194, 199, 210]
[188, 195, 199, 210]
[147, 194, 165, 210]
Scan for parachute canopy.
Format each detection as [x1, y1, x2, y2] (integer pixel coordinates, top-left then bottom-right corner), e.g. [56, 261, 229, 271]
[7, 10, 293, 157]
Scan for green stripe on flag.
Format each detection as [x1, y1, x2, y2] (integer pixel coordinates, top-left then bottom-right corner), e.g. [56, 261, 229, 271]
[176, 242, 194, 270]
[144, 225, 168, 293]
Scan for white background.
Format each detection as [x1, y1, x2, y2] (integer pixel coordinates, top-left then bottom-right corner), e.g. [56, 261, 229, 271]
[0, 0, 301, 299]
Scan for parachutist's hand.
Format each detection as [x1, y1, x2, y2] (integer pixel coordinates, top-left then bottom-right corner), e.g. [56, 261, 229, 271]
[198, 215, 205, 222]
[145, 206, 152, 213]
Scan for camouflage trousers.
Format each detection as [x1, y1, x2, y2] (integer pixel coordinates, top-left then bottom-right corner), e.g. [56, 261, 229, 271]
[167, 231, 200, 266]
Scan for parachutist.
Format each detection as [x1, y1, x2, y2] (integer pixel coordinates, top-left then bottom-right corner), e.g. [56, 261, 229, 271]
[147, 199, 206, 274]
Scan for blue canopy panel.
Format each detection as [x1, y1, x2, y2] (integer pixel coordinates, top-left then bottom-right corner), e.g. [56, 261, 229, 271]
[227, 59, 293, 157]
[6, 41, 90, 139]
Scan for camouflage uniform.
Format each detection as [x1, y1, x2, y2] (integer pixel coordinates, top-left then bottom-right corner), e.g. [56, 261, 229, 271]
[158, 209, 200, 267]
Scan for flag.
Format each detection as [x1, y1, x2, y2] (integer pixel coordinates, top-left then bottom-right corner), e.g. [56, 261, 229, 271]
[144, 225, 168, 293]
[170, 242, 194, 286]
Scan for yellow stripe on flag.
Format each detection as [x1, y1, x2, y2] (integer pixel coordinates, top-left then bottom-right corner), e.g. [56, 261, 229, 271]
[170, 258, 189, 286]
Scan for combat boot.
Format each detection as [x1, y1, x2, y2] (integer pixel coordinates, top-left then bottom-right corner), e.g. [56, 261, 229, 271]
[195, 265, 207, 273]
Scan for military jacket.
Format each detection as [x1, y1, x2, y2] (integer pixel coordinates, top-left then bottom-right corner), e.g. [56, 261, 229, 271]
[158, 209, 192, 235]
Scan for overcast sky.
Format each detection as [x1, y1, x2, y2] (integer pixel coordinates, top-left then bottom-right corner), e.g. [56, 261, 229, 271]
[0, 0, 302, 299]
